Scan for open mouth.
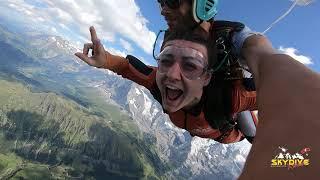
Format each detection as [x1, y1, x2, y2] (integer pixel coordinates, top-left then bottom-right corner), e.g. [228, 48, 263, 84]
[165, 85, 183, 101]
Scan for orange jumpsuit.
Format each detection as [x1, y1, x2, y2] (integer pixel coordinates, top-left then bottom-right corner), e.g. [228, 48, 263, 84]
[102, 53, 257, 143]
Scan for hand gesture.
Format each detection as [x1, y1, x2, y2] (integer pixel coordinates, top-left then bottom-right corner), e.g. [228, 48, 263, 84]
[75, 26, 107, 68]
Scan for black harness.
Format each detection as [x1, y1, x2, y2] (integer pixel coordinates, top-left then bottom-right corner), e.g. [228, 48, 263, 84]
[204, 20, 254, 141]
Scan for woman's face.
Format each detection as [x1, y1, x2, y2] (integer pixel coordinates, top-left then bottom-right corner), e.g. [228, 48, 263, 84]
[156, 39, 212, 113]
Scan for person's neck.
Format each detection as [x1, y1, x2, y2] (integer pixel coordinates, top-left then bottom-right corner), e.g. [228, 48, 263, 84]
[199, 21, 211, 32]
[182, 97, 203, 115]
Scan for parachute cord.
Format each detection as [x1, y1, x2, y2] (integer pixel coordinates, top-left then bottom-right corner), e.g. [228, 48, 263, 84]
[211, 50, 231, 73]
[262, 0, 298, 34]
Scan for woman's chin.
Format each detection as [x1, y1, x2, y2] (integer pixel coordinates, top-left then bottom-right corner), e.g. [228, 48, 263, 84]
[163, 101, 181, 113]
[162, 95, 184, 113]
[163, 106, 179, 113]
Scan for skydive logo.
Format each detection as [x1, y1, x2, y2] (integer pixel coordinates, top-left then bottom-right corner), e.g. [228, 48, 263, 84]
[271, 146, 311, 169]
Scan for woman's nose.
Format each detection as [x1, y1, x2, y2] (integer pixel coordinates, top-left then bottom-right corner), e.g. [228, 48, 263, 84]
[166, 62, 182, 80]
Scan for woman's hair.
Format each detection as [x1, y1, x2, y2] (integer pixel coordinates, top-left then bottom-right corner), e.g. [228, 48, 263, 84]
[161, 25, 217, 69]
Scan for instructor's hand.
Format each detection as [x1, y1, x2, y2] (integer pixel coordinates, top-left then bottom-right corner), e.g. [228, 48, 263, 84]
[75, 26, 107, 68]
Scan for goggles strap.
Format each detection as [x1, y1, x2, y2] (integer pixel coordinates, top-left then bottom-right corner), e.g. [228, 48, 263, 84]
[153, 30, 166, 60]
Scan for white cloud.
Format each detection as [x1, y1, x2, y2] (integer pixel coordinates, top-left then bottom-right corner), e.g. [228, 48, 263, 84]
[50, 27, 57, 33]
[8, 2, 34, 15]
[59, 23, 68, 30]
[278, 46, 313, 65]
[36, 17, 45, 22]
[119, 38, 133, 53]
[106, 47, 127, 58]
[2, 0, 156, 55]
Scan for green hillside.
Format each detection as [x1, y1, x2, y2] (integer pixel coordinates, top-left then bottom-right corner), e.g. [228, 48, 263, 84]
[0, 79, 166, 179]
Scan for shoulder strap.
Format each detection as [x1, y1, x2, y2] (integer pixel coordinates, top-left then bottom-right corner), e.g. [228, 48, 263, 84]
[212, 20, 245, 32]
[210, 20, 245, 80]
[204, 21, 246, 140]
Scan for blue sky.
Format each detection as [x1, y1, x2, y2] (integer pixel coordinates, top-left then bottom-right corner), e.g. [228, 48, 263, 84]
[0, 0, 319, 72]
[136, 0, 319, 71]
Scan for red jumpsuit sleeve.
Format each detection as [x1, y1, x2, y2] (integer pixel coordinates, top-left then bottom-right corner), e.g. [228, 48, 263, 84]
[231, 80, 257, 113]
[101, 52, 157, 90]
[218, 129, 244, 144]
[222, 80, 258, 144]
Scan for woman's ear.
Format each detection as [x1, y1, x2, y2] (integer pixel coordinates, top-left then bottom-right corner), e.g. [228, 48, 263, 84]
[203, 73, 212, 86]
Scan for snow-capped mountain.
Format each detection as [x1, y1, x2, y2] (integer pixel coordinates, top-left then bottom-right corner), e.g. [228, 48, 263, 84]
[28, 35, 79, 59]
[103, 77, 252, 179]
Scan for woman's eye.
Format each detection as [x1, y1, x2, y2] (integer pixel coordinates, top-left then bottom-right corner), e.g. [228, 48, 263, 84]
[183, 62, 198, 71]
[160, 59, 173, 66]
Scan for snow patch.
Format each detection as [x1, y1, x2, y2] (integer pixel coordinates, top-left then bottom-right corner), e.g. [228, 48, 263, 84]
[164, 120, 173, 129]
[135, 87, 141, 95]
[151, 107, 159, 117]
[129, 99, 134, 104]
[235, 154, 246, 163]
[141, 90, 152, 116]
[190, 138, 209, 156]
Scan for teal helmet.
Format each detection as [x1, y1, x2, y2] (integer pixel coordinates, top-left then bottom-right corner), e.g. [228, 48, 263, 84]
[192, 0, 218, 22]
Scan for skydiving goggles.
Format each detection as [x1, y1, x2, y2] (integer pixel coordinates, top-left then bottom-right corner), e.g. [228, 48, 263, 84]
[157, 0, 181, 9]
[156, 45, 212, 80]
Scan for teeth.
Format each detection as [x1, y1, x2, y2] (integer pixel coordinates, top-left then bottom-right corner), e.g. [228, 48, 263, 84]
[166, 85, 179, 90]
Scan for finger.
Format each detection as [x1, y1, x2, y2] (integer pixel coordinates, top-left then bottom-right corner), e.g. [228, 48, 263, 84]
[90, 26, 99, 43]
[93, 39, 102, 55]
[75, 52, 93, 66]
[83, 43, 93, 55]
